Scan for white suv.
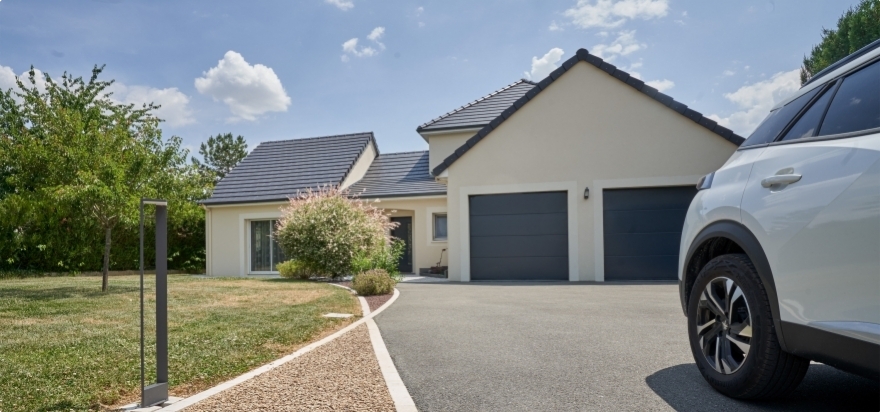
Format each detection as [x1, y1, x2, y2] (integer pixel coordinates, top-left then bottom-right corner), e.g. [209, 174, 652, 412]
[679, 40, 880, 399]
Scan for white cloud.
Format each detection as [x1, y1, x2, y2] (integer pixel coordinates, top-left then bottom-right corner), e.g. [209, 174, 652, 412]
[682, 11, 687, 16]
[564, 0, 669, 28]
[597, 31, 609, 37]
[524, 48, 565, 80]
[646, 79, 674, 92]
[708, 69, 800, 135]
[0, 66, 51, 94]
[722, 70, 736, 76]
[194, 51, 291, 122]
[0, 65, 17, 91]
[325, 0, 354, 11]
[592, 30, 644, 61]
[416, 6, 424, 15]
[342, 27, 386, 60]
[549, 21, 564, 31]
[108, 83, 195, 127]
[674, 19, 685, 25]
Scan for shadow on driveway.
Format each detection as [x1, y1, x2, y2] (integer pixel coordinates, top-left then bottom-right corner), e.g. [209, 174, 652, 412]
[646, 363, 879, 411]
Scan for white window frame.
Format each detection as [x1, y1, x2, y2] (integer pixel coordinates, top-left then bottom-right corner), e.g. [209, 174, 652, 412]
[426, 206, 448, 244]
[239, 212, 282, 276]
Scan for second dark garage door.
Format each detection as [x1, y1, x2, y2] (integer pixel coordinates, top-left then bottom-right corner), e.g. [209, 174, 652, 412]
[469, 191, 568, 281]
[603, 186, 697, 281]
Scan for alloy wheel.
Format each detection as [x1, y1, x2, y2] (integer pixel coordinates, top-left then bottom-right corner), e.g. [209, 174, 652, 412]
[696, 276, 753, 374]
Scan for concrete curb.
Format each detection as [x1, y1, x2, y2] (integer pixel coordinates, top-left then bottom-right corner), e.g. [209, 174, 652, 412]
[362, 290, 417, 412]
[158, 284, 401, 411]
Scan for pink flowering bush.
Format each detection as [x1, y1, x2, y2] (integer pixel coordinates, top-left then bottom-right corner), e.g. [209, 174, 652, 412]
[275, 186, 396, 278]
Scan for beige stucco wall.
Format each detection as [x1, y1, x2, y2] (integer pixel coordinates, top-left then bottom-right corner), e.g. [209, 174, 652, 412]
[205, 196, 448, 276]
[206, 202, 287, 277]
[445, 61, 738, 282]
[426, 130, 478, 171]
[340, 142, 376, 190]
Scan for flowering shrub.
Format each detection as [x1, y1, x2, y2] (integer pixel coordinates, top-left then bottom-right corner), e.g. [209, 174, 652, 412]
[352, 238, 405, 280]
[352, 269, 396, 296]
[275, 186, 396, 278]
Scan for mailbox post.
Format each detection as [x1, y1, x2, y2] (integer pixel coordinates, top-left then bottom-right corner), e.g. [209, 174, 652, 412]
[140, 199, 168, 407]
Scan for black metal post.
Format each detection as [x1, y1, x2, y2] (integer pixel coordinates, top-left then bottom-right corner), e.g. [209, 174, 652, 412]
[141, 199, 169, 407]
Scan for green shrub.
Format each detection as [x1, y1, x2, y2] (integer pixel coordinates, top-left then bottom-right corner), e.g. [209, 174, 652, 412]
[352, 238, 405, 281]
[275, 186, 396, 278]
[352, 269, 396, 296]
[276, 260, 312, 280]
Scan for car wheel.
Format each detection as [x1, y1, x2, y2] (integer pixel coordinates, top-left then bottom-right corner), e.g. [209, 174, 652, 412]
[687, 254, 809, 399]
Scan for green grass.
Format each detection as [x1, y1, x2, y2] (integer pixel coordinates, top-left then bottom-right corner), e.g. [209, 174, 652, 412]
[0, 275, 359, 412]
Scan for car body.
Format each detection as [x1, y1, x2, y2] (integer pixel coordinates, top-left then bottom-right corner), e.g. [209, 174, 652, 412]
[678, 40, 880, 398]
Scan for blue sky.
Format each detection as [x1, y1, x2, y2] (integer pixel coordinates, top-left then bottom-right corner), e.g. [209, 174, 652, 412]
[0, 0, 857, 156]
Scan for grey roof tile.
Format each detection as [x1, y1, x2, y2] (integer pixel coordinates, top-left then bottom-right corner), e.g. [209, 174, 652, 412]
[202, 132, 376, 205]
[431, 48, 746, 176]
[416, 79, 537, 133]
[348, 151, 446, 198]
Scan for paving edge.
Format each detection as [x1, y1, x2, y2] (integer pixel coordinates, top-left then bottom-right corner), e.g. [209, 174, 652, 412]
[359, 292, 418, 412]
[157, 285, 402, 412]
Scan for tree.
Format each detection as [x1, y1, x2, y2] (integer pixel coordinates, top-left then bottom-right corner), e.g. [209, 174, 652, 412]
[801, 0, 880, 85]
[0, 66, 206, 290]
[192, 132, 248, 182]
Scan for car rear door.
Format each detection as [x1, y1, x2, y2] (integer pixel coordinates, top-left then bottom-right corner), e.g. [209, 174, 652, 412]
[739, 59, 880, 335]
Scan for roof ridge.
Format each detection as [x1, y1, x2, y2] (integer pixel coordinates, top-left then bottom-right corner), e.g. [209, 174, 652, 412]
[257, 132, 374, 146]
[417, 79, 535, 131]
[431, 48, 746, 176]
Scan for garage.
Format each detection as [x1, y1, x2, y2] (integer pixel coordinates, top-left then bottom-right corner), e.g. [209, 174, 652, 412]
[469, 191, 568, 281]
[603, 186, 697, 281]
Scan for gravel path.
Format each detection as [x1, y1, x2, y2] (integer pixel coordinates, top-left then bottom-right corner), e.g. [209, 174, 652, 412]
[365, 294, 393, 312]
[183, 324, 394, 412]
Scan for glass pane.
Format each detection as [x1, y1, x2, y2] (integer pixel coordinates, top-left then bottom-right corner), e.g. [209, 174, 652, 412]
[271, 220, 286, 268]
[251, 221, 271, 272]
[819, 60, 880, 136]
[781, 85, 836, 141]
[434, 214, 447, 240]
[741, 86, 822, 147]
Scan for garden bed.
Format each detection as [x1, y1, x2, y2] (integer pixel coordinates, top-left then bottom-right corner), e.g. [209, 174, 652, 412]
[0, 275, 359, 412]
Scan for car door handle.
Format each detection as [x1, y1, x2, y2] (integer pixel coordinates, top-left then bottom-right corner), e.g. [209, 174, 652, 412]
[761, 174, 802, 188]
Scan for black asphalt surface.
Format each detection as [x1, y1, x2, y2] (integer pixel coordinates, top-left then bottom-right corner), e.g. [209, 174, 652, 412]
[374, 282, 879, 411]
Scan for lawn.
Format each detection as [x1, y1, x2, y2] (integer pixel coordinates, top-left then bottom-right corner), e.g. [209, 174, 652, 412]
[0, 275, 360, 412]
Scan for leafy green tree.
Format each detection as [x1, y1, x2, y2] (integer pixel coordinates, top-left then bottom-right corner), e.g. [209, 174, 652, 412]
[801, 0, 880, 85]
[0, 66, 207, 290]
[192, 132, 248, 182]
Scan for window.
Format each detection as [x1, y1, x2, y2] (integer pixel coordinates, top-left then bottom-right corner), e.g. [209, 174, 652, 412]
[818, 60, 880, 136]
[740, 86, 822, 148]
[433, 213, 447, 241]
[780, 84, 837, 141]
[250, 220, 285, 272]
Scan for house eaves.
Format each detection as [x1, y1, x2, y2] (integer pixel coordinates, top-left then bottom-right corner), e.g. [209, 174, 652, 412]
[431, 48, 745, 176]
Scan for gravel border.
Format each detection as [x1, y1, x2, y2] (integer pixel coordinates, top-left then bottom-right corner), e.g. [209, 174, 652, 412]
[182, 324, 394, 412]
[365, 294, 393, 312]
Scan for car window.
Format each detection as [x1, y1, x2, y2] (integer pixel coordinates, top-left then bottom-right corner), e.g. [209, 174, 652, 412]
[740, 86, 822, 148]
[818, 60, 880, 136]
[780, 84, 837, 141]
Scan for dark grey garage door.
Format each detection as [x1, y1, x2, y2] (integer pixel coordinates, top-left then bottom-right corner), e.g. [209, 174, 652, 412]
[469, 192, 568, 281]
[603, 186, 697, 281]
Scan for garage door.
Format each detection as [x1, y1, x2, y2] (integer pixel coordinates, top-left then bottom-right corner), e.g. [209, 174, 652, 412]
[603, 186, 697, 281]
[469, 191, 568, 281]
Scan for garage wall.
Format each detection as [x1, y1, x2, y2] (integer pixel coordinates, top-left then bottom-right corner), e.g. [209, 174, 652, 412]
[445, 61, 738, 282]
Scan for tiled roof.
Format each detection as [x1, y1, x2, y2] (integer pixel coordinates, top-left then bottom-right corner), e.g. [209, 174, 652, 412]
[202, 132, 377, 205]
[416, 79, 537, 133]
[348, 151, 447, 198]
[432, 48, 746, 176]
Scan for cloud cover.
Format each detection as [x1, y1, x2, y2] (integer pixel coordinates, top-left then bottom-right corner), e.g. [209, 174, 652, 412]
[708, 69, 801, 136]
[565, 0, 668, 28]
[525, 48, 565, 80]
[195, 51, 291, 122]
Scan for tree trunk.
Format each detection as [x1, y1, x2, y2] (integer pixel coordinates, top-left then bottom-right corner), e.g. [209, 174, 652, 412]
[102, 226, 111, 292]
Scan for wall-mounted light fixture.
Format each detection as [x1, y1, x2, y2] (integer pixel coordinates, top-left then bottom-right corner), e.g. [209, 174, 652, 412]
[584, 187, 590, 199]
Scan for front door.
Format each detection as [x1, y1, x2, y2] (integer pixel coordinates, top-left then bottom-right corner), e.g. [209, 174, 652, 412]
[390, 217, 413, 273]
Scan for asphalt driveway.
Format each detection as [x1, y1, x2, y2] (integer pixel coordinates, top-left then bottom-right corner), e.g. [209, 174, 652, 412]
[374, 282, 879, 411]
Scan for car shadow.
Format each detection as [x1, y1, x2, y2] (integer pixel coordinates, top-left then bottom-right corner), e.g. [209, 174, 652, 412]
[646, 363, 879, 411]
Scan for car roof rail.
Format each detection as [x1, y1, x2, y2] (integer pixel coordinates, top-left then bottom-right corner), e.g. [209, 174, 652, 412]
[803, 38, 880, 87]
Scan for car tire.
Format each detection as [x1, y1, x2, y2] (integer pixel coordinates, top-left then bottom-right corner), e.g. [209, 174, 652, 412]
[687, 254, 809, 399]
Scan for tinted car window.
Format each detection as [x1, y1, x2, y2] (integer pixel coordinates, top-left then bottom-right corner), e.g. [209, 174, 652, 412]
[819, 60, 880, 136]
[780, 84, 836, 141]
[740, 86, 822, 147]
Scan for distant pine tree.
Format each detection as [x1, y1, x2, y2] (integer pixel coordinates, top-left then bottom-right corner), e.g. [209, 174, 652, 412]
[192, 133, 248, 182]
[801, 0, 880, 85]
